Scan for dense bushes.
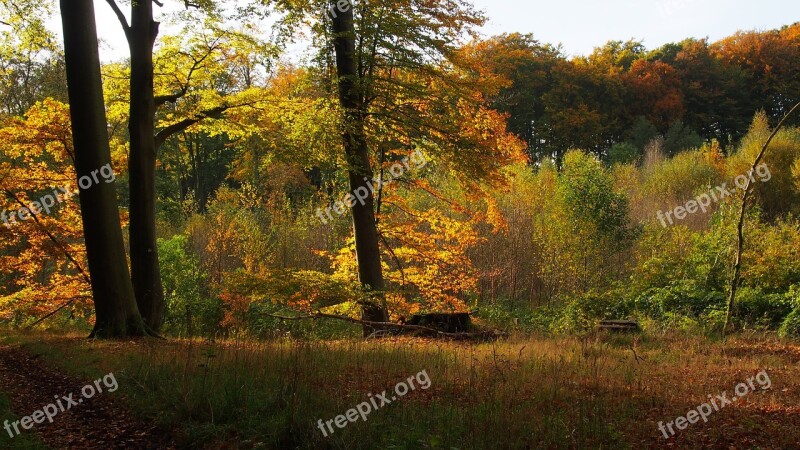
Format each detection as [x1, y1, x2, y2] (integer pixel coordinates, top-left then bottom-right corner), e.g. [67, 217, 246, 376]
[147, 114, 800, 340]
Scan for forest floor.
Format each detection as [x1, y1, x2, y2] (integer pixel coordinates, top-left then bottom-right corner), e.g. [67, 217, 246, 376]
[0, 331, 799, 449]
[0, 344, 175, 449]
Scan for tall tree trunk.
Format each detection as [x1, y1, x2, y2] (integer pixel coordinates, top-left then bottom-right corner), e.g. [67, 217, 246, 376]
[60, 0, 149, 338]
[330, 1, 388, 334]
[128, 1, 165, 331]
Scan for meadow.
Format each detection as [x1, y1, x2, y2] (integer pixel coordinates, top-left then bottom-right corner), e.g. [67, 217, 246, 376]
[1, 329, 798, 449]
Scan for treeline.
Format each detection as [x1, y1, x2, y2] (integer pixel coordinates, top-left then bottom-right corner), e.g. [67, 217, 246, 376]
[476, 25, 800, 162]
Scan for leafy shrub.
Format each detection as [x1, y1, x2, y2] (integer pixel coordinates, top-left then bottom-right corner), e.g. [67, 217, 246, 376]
[779, 308, 800, 339]
[631, 280, 725, 319]
[473, 301, 558, 333]
[159, 235, 222, 337]
[554, 290, 630, 333]
[735, 287, 794, 329]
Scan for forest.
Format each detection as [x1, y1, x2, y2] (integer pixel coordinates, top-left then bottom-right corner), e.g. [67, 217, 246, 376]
[1, 0, 800, 448]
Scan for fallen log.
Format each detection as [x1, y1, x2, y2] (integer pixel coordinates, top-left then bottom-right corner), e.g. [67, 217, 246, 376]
[403, 313, 472, 333]
[263, 311, 506, 340]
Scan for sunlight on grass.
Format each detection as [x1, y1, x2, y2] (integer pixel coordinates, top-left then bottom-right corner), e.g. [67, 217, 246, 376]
[5, 331, 797, 448]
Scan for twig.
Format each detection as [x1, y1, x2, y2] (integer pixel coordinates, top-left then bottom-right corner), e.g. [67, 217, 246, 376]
[378, 231, 406, 286]
[630, 344, 644, 365]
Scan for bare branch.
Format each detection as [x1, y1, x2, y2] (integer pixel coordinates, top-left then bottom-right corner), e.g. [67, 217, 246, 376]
[104, 0, 131, 38]
[2, 187, 92, 286]
[26, 295, 92, 329]
[154, 88, 188, 107]
[154, 105, 228, 147]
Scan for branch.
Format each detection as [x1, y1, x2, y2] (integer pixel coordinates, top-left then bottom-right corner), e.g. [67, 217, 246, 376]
[154, 105, 228, 147]
[378, 231, 406, 286]
[724, 102, 800, 336]
[26, 295, 92, 329]
[154, 88, 188, 107]
[155, 45, 218, 107]
[104, 0, 131, 38]
[2, 188, 92, 286]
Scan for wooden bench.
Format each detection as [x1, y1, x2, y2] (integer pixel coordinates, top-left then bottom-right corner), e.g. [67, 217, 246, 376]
[599, 320, 640, 333]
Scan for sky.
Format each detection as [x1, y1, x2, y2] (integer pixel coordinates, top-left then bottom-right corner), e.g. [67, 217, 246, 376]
[81, 0, 800, 61]
[469, 0, 800, 57]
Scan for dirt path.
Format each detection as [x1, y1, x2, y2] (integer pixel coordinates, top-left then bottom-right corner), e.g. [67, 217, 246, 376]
[0, 344, 175, 449]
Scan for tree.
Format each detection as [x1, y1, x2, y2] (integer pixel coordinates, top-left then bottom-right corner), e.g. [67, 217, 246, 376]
[623, 59, 685, 131]
[714, 27, 800, 124]
[0, 0, 66, 116]
[588, 39, 646, 72]
[672, 38, 750, 146]
[625, 116, 659, 151]
[662, 120, 703, 156]
[329, 0, 387, 329]
[724, 102, 800, 335]
[60, 0, 149, 338]
[104, 1, 267, 332]
[465, 33, 564, 161]
[101, 0, 166, 331]
[0, 100, 92, 325]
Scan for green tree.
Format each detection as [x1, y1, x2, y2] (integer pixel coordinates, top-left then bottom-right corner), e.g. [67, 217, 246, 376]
[663, 120, 703, 156]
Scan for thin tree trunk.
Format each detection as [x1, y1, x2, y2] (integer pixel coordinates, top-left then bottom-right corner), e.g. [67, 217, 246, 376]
[724, 102, 800, 336]
[330, 1, 388, 334]
[60, 0, 149, 338]
[128, 0, 165, 332]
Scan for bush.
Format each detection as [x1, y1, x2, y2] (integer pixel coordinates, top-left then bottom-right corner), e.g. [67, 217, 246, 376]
[159, 235, 222, 337]
[554, 290, 630, 334]
[472, 301, 558, 333]
[631, 280, 725, 319]
[779, 308, 800, 339]
[735, 287, 794, 329]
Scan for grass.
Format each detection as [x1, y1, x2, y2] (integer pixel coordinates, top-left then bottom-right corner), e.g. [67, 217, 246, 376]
[0, 393, 48, 450]
[1, 330, 799, 449]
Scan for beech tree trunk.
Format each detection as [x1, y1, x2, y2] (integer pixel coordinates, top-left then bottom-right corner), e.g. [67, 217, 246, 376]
[127, 1, 165, 331]
[60, 0, 149, 338]
[330, 1, 389, 334]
